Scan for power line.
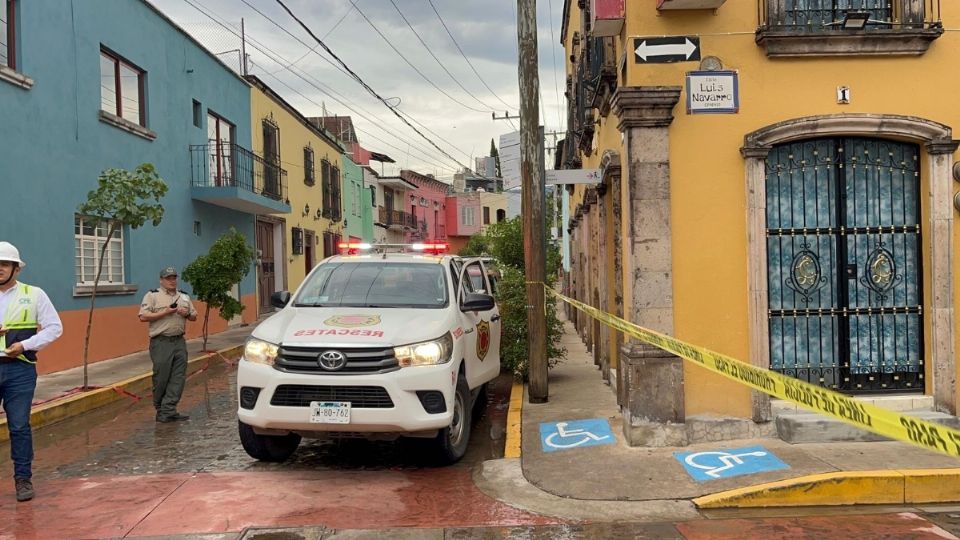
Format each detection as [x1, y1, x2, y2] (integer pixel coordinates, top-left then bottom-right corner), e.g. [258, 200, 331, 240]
[388, 0, 500, 113]
[233, 0, 483, 167]
[270, 0, 484, 176]
[347, 0, 490, 114]
[427, 0, 519, 114]
[179, 0, 456, 173]
[267, 4, 355, 76]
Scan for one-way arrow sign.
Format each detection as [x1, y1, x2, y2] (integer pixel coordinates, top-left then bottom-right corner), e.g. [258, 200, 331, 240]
[634, 36, 700, 64]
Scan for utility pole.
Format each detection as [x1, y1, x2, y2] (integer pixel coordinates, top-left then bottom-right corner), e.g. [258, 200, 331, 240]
[517, 0, 548, 403]
[241, 18, 248, 76]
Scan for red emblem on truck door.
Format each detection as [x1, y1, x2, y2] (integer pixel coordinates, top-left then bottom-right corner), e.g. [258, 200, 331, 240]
[476, 320, 490, 361]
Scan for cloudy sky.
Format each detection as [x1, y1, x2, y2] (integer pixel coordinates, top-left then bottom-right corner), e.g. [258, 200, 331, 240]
[151, 0, 568, 180]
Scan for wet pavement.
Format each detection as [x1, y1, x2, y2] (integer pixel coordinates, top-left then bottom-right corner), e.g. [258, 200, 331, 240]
[0, 361, 560, 538]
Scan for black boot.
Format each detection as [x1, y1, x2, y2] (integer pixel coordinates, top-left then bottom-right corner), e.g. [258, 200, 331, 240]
[15, 477, 33, 502]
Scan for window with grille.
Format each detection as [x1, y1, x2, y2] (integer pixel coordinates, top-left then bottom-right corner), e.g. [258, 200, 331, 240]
[74, 216, 124, 285]
[1, 1, 16, 70]
[304, 147, 315, 186]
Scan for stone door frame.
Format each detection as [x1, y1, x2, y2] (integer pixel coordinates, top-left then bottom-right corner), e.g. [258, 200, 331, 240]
[741, 114, 957, 418]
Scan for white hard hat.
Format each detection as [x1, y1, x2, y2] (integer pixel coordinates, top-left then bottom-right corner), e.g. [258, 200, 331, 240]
[0, 242, 25, 268]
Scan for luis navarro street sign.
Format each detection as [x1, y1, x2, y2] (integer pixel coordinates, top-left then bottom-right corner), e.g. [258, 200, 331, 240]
[686, 70, 739, 114]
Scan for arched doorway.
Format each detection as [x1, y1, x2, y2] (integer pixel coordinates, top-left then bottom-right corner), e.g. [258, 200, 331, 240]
[765, 137, 922, 393]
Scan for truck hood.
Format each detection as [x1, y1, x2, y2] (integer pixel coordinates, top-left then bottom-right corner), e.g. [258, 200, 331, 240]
[251, 306, 453, 347]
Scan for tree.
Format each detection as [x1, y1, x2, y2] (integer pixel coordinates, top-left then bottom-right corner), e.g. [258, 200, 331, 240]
[181, 228, 255, 351]
[486, 216, 565, 379]
[77, 164, 168, 389]
[458, 233, 490, 257]
[489, 138, 501, 178]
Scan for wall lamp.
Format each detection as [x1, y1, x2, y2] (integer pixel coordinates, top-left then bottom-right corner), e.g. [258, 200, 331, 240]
[302, 203, 310, 216]
[825, 11, 872, 30]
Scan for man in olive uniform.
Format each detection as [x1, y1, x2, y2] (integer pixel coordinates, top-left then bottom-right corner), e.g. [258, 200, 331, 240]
[139, 267, 197, 422]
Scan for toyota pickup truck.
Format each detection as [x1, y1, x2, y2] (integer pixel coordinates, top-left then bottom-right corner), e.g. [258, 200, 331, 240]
[237, 244, 501, 464]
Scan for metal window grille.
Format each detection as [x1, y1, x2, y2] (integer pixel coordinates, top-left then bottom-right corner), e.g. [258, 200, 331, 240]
[74, 216, 124, 286]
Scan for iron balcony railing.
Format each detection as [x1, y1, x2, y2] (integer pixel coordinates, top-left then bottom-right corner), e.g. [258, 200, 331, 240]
[437, 224, 446, 239]
[759, 0, 941, 32]
[377, 206, 414, 229]
[190, 142, 288, 202]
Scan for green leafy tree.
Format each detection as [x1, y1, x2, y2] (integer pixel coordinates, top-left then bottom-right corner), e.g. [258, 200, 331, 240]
[486, 216, 565, 380]
[181, 228, 255, 350]
[77, 164, 168, 389]
[458, 233, 490, 257]
[489, 138, 501, 177]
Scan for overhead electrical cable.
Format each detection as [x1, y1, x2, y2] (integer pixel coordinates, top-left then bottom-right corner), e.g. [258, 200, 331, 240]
[387, 0, 500, 113]
[427, 0, 519, 114]
[179, 0, 456, 172]
[546, 0, 565, 131]
[347, 0, 490, 114]
[267, 3, 356, 75]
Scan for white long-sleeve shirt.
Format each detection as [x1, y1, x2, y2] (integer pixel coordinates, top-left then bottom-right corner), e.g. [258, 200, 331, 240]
[0, 281, 63, 351]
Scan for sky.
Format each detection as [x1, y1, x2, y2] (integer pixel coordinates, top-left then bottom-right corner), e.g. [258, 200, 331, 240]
[150, 0, 569, 181]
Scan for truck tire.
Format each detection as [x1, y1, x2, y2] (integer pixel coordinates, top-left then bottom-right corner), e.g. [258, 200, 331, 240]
[433, 375, 471, 465]
[238, 420, 301, 462]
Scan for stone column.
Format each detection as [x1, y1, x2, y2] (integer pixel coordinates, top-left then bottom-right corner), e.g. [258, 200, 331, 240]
[612, 86, 685, 446]
[926, 140, 958, 414]
[601, 151, 626, 404]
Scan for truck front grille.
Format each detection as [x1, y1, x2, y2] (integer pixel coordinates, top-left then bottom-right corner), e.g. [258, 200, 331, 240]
[275, 346, 399, 375]
[270, 384, 394, 408]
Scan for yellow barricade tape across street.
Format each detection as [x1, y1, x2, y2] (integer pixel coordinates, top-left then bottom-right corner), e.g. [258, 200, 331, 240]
[543, 284, 960, 460]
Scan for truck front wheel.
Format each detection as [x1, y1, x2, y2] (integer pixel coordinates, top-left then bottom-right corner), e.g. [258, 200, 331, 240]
[433, 376, 471, 465]
[238, 420, 301, 462]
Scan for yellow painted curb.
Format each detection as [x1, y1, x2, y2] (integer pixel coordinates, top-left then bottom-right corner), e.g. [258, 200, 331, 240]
[504, 381, 523, 458]
[694, 469, 960, 508]
[0, 345, 244, 442]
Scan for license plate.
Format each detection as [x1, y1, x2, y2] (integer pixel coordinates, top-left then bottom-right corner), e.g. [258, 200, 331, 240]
[310, 401, 351, 424]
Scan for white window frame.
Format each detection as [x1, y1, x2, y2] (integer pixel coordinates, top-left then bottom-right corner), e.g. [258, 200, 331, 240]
[74, 216, 125, 286]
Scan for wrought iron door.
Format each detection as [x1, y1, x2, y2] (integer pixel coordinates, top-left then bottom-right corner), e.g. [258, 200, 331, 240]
[766, 137, 923, 393]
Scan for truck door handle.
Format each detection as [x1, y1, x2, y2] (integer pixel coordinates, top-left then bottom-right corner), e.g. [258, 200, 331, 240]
[463, 327, 474, 334]
[491, 315, 501, 322]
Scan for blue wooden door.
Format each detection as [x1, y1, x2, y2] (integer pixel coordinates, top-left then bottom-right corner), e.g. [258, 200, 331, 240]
[765, 137, 923, 393]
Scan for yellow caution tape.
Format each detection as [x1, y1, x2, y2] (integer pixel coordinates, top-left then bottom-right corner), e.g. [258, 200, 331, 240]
[544, 284, 960, 459]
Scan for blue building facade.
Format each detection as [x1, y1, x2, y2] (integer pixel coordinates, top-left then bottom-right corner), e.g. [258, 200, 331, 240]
[0, 0, 284, 372]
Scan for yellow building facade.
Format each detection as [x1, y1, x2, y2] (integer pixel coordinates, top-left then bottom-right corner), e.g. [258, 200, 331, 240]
[248, 76, 344, 307]
[561, 1, 960, 445]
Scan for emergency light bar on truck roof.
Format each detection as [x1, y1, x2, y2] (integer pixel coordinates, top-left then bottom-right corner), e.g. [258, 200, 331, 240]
[337, 242, 450, 255]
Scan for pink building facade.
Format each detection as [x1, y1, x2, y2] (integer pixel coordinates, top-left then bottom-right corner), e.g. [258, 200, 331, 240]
[400, 170, 450, 242]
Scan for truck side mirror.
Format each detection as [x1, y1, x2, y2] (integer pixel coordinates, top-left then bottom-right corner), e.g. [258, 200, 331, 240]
[461, 292, 495, 312]
[271, 291, 291, 308]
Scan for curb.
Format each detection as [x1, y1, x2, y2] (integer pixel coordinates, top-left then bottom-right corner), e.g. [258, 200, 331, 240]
[504, 381, 523, 459]
[693, 468, 960, 508]
[0, 345, 244, 442]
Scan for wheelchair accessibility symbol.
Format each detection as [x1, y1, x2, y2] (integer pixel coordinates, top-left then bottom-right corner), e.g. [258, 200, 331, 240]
[674, 445, 789, 481]
[539, 418, 615, 453]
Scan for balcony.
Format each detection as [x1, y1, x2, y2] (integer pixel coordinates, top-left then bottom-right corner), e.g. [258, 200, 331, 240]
[190, 143, 291, 214]
[377, 206, 414, 231]
[756, 0, 942, 57]
[437, 223, 446, 240]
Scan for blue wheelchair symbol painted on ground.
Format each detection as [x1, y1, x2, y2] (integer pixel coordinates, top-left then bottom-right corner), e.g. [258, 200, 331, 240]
[539, 418, 615, 453]
[674, 445, 789, 481]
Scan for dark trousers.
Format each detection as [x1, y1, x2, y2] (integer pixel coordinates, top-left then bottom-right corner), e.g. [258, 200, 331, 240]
[149, 335, 188, 418]
[0, 360, 37, 478]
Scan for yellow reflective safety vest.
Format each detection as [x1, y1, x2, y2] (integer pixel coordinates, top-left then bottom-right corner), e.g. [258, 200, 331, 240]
[1, 283, 40, 364]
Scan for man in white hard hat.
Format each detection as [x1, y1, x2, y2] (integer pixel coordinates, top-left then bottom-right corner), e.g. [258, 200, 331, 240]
[0, 241, 62, 502]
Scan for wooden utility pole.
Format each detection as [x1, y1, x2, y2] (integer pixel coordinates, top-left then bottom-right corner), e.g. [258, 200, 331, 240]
[517, 0, 548, 402]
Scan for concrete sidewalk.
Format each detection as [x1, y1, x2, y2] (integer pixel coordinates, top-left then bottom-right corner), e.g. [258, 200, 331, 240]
[0, 324, 253, 440]
[479, 309, 960, 512]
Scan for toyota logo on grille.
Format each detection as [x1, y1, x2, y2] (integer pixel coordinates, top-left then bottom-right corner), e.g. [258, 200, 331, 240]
[318, 350, 347, 371]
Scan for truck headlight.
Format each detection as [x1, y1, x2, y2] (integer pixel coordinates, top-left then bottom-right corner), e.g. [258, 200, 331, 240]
[244, 338, 280, 366]
[395, 333, 453, 367]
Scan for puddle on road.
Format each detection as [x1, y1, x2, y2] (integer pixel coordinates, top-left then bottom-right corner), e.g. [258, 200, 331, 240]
[0, 363, 512, 480]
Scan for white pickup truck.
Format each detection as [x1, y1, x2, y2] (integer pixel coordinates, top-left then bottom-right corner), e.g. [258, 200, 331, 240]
[237, 245, 501, 464]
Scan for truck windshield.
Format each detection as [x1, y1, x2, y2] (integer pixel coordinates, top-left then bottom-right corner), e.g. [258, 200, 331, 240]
[294, 262, 448, 308]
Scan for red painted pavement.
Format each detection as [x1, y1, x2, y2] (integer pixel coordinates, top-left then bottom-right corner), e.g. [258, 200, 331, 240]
[0, 469, 561, 538]
[676, 512, 958, 540]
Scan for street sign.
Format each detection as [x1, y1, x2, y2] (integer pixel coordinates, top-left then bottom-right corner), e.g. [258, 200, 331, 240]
[686, 70, 739, 114]
[634, 36, 700, 63]
[499, 131, 521, 190]
[539, 418, 615, 453]
[673, 445, 789, 481]
[545, 169, 601, 185]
